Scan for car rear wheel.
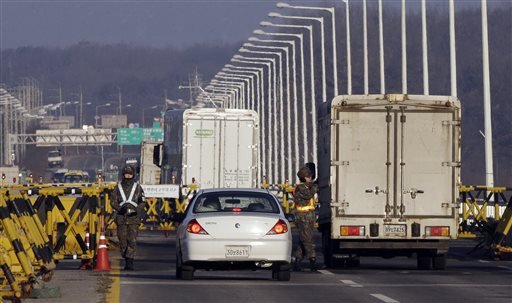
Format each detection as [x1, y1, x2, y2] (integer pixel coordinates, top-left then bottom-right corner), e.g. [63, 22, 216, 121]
[175, 250, 182, 279]
[272, 264, 291, 281]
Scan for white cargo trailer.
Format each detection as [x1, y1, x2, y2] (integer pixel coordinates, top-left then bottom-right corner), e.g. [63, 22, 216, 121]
[139, 141, 161, 185]
[156, 108, 259, 189]
[317, 94, 461, 270]
[0, 166, 20, 185]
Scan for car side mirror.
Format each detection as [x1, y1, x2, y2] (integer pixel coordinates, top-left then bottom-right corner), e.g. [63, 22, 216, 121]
[285, 214, 295, 223]
[170, 212, 186, 223]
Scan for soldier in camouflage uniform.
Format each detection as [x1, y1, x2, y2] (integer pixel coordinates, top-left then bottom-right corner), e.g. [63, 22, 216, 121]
[293, 166, 323, 272]
[110, 165, 146, 270]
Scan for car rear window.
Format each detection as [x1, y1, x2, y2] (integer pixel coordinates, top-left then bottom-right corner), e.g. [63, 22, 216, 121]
[193, 192, 280, 214]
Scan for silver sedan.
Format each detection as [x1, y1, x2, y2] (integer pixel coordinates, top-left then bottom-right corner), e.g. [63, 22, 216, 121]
[175, 188, 292, 281]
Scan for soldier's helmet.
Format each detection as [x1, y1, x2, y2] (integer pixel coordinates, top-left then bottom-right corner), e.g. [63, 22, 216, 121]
[297, 166, 312, 182]
[122, 165, 135, 179]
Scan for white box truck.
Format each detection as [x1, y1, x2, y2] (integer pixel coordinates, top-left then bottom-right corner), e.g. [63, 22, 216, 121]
[139, 141, 161, 185]
[154, 108, 259, 189]
[317, 94, 461, 270]
[1, 166, 20, 185]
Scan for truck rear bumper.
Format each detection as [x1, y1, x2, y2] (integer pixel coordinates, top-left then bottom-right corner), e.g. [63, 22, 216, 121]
[337, 239, 449, 254]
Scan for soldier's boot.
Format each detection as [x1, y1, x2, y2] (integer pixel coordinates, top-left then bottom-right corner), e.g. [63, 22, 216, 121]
[309, 258, 326, 272]
[124, 258, 134, 270]
[292, 259, 302, 272]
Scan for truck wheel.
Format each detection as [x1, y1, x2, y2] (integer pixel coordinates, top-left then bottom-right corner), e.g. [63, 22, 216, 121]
[417, 254, 431, 270]
[346, 257, 360, 268]
[321, 228, 333, 268]
[181, 266, 194, 280]
[432, 254, 446, 270]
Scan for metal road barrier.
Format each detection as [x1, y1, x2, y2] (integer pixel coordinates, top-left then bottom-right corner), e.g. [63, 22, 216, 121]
[458, 186, 512, 258]
[0, 190, 57, 301]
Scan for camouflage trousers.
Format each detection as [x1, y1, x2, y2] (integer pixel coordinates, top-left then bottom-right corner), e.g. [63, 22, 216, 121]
[116, 220, 139, 259]
[293, 211, 316, 260]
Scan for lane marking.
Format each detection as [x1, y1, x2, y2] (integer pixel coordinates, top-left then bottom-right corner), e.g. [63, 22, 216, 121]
[340, 280, 363, 288]
[497, 266, 512, 271]
[121, 281, 349, 286]
[478, 260, 490, 263]
[318, 270, 334, 275]
[106, 257, 121, 303]
[363, 283, 511, 288]
[370, 293, 399, 303]
[119, 281, 512, 288]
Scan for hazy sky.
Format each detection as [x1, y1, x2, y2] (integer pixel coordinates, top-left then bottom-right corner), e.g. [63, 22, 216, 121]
[0, 0, 288, 49]
[0, 0, 493, 50]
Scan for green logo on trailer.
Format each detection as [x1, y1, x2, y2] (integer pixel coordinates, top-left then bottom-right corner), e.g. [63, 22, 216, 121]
[195, 129, 214, 137]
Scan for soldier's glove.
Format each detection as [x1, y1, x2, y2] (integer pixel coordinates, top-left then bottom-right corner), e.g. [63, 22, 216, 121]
[118, 207, 127, 215]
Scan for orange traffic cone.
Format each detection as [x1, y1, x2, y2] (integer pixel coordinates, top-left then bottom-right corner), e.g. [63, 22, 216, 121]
[94, 216, 111, 271]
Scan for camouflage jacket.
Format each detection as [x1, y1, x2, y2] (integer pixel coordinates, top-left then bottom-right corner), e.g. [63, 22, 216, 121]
[294, 182, 318, 207]
[110, 180, 146, 224]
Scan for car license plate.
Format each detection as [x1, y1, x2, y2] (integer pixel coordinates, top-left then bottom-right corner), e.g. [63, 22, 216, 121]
[384, 224, 407, 236]
[225, 246, 250, 258]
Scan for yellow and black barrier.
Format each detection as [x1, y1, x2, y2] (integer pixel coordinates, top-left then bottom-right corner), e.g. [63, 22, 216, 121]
[458, 185, 512, 257]
[1, 191, 55, 301]
[140, 197, 175, 235]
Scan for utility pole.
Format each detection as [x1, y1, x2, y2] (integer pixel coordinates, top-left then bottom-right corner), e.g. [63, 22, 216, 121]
[59, 86, 63, 117]
[117, 86, 122, 115]
[79, 86, 84, 127]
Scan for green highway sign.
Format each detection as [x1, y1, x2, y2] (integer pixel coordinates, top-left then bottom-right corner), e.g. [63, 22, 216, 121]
[143, 127, 163, 142]
[118, 128, 163, 145]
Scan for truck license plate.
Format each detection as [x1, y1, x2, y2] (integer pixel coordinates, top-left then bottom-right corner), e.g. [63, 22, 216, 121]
[384, 224, 407, 236]
[225, 246, 250, 258]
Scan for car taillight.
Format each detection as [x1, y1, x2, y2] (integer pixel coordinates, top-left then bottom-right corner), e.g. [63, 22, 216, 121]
[267, 219, 289, 235]
[425, 226, 450, 237]
[340, 226, 365, 236]
[186, 219, 208, 235]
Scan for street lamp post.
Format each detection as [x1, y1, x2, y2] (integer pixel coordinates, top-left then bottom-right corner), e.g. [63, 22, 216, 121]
[204, 87, 235, 107]
[223, 64, 265, 182]
[248, 37, 300, 176]
[258, 22, 317, 166]
[210, 80, 244, 108]
[95, 103, 111, 128]
[230, 57, 272, 182]
[253, 30, 307, 171]
[222, 68, 259, 112]
[224, 64, 264, 112]
[233, 54, 278, 184]
[239, 47, 287, 182]
[213, 75, 248, 108]
[276, 2, 338, 96]
[243, 42, 293, 182]
[343, 0, 352, 95]
[216, 73, 254, 109]
[269, 12, 327, 102]
[142, 105, 159, 128]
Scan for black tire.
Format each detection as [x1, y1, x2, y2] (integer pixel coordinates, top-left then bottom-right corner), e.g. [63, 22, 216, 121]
[276, 269, 290, 281]
[181, 266, 194, 280]
[432, 254, 447, 270]
[346, 257, 361, 268]
[175, 250, 182, 279]
[417, 254, 431, 270]
[321, 228, 333, 268]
